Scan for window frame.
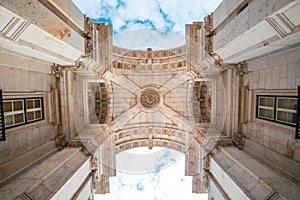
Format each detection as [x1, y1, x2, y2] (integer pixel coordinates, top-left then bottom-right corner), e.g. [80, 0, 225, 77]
[257, 96, 275, 120]
[3, 97, 44, 129]
[256, 95, 297, 127]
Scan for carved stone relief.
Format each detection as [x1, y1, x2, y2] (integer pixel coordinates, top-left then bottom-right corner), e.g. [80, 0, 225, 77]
[140, 88, 160, 109]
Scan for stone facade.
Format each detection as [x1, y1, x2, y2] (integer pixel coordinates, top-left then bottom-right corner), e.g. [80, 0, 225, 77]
[0, 0, 299, 199]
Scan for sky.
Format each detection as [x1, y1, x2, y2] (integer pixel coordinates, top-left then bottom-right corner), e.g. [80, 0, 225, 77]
[71, 1, 222, 199]
[72, 0, 222, 48]
[95, 147, 208, 200]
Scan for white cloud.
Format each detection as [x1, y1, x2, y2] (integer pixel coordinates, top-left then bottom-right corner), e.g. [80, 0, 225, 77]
[95, 148, 208, 200]
[113, 28, 186, 50]
[72, 0, 222, 48]
[72, 0, 222, 34]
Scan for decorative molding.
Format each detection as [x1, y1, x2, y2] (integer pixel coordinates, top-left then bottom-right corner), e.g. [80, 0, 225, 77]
[94, 83, 108, 124]
[222, 61, 248, 75]
[114, 127, 187, 153]
[235, 61, 248, 76]
[233, 132, 245, 150]
[204, 15, 214, 55]
[193, 81, 211, 123]
[81, 57, 105, 75]
[1, 17, 30, 42]
[111, 60, 187, 71]
[204, 15, 214, 38]
[51, 63, 64, 77]
[203, 14, 224, 69]
[266, 13, 295, 38]
[51, 56, 86, 77]
[216, 139, 235, 147]
[84, 17, 93, 54]
[194, 130, 206, 143]
[90, 156, 99, 190]
[55, 134, 66, 151]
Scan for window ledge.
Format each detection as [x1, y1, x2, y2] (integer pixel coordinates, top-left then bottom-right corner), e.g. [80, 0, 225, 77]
[252, 118, 294, 133]
[5, 120, 49, 136]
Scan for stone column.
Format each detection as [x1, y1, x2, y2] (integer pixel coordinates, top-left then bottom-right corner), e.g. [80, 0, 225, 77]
[96, 134, 116, 194]
[185, 22, 202, 71]
[95, 23, 112, 72]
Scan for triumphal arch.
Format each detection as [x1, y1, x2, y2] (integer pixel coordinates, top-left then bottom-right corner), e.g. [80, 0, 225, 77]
[0, 0, 300, 199]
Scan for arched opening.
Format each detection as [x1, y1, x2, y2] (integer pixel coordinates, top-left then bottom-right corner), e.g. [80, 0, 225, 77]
[95, 147, 208, 200]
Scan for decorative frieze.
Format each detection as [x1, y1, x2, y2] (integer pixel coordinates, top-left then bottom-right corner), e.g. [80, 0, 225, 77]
[204, 15, 214, 37]
[111, 60, 187, 71]
[114, 127, 187, 153]
[204, 15, 213, 55]
[203, 14, 224, 69]
[112, 45, 186, 58]
[84, 17, 94, 54]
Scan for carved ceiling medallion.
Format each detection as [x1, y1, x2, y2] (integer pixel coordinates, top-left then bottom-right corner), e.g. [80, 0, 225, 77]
[140, 88, 160, 109]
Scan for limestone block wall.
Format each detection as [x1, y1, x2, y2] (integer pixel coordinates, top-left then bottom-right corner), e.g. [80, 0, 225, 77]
[209, 147, 300, 200]
[0, 148, 91, 200]
[0, 51, 58, 185]
[0, 0, 85, 52]
[242, 46, 300, 180]
[213, 0, 293, 51]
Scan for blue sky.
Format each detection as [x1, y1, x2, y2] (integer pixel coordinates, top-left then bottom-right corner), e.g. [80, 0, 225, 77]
[72, 0, 222, 35]
[72, 0, 222, 49]
[95, 147, 208, 200]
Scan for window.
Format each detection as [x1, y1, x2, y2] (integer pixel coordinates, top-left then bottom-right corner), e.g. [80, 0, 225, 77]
[257, 95, 297, 126]
[276, 98, 297, 125]
[26, 99, 42, 122]
[3, 97, 44, 128]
